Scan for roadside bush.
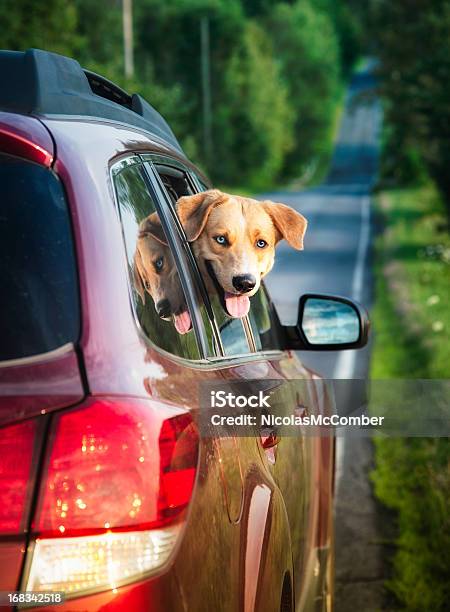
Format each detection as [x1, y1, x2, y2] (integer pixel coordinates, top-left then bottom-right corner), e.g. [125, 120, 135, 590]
[373, 437, 450, 611]
[379, 123, 428, 188]
[371, 182, 450, 610]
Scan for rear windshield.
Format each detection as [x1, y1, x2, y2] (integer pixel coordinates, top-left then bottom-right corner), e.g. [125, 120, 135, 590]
[0, 154, 80, 361]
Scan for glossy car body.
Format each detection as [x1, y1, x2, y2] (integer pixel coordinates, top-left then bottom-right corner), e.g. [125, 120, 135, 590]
[0, 52, 355, 612]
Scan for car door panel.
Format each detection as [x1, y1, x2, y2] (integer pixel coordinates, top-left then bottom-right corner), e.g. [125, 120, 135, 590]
[132, 151, 332, 609]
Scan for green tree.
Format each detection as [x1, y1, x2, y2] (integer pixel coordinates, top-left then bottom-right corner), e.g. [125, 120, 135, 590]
[134, 0, 244, 168]
[0, 0, 79, 55]
[266, 0, 341, 178]
[373, 0, 450, 208]
[0, 0, 351, 190]
[215, 21, 294, 188]
[332, 0, 367, 73]
[72, 0, 123, 73]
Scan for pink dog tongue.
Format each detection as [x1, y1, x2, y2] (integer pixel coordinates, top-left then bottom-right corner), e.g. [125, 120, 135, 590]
[173, 311, 192, 334]
[224, 292, 250, 318]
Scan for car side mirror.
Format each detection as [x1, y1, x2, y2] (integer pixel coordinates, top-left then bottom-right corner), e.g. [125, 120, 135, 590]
[283, 294, 370, 351]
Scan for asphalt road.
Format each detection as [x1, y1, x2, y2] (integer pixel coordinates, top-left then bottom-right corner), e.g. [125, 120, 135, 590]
[261, 64, 387, 611]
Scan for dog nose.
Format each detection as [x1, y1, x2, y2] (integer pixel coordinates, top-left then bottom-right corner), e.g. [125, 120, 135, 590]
[232, 274, 256, 293]
[156, 298, 171, 318]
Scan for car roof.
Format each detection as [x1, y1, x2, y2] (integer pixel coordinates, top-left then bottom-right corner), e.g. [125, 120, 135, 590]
[0, 48, 183, 154]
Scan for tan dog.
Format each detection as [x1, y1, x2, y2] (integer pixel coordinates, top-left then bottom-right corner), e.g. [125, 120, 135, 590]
[133, 213, 192, 334]
[177, 189, 307, 317]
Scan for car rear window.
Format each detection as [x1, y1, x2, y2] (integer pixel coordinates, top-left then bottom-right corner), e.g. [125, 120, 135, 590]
[0, 154, 80, 361]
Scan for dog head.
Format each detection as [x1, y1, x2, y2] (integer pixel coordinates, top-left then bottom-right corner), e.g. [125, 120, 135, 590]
[133, 212, 192, 334]
[176, 189, 307, 318]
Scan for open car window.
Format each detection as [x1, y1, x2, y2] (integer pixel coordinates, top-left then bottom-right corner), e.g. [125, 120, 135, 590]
[112, 158, 200, 360]
[190, 169, 283, 354]
[150, 161, 252, 357]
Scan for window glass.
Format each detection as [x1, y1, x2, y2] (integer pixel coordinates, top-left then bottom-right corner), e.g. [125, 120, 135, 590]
[113, 161, 200, 359]
[248, 284, 282, 351]
[155, 165, 251, 357]
[0, 154, 79, 361]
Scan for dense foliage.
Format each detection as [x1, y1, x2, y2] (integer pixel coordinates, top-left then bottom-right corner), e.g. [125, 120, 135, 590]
[265, 1, 341, 177]
[0, 0, 362, 188]
[372, 183, 450, 610]
[370, 1, 450, 599]
[372, 0, 450, 209]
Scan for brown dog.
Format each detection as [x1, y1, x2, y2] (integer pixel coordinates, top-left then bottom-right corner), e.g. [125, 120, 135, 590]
[133, 213, 192, 334]
[176, 189, 307, 317]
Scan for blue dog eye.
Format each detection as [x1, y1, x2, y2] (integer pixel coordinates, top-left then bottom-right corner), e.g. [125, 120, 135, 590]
[256, 239, 267, 248]
[155, 257, 164, 270]
[215, 235, 227, 245]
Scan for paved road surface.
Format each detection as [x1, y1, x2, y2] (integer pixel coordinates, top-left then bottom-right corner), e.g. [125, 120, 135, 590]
[261, 64, 387, 611]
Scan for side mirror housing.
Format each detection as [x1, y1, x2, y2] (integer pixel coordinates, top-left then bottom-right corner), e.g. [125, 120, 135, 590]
[284, 293, 370, 351]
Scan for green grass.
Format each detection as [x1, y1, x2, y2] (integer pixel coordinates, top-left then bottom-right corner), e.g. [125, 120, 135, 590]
[371, 182, 450, 610]
[372, 183, 449, 378]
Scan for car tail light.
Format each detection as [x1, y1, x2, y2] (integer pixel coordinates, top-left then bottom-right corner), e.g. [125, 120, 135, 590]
[0, 127, 53, 167]
[24, 398, 199, 597]
[0, 419, 37, 534]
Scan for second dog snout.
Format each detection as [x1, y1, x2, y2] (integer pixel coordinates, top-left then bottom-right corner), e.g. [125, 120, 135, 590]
[156, 298, 172, 318]
[232, 274, 256, 293]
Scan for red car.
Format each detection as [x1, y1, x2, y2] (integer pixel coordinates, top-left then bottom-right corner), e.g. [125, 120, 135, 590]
[0, 50, 368, 611]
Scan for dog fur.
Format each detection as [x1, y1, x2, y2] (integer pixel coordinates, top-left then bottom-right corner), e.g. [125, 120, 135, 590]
[176, 189, 307, 317]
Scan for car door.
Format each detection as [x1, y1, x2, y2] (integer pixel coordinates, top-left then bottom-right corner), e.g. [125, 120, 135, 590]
[147, 157, 326, 610]
[187, 168, 335, 609]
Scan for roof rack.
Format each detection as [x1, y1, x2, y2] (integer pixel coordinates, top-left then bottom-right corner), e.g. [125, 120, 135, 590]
[0, 49, 183, 154]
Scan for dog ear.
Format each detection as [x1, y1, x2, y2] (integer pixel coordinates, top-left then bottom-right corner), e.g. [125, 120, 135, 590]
[133, 248, 146, 304]
[262, 201, 307, 250]
[139, 212, 167, 245]
[177, 190, 227, 241]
